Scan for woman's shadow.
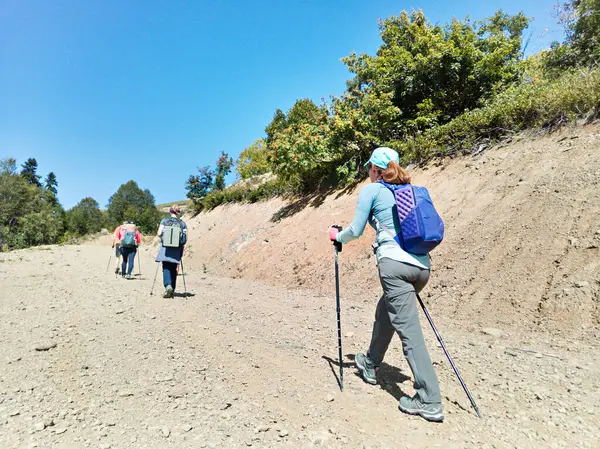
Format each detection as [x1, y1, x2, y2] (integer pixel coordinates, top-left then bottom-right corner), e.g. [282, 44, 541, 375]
[322, 354, 411, 401]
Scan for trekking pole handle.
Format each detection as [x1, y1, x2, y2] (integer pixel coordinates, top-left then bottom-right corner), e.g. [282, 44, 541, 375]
[332, 225, 342, 252]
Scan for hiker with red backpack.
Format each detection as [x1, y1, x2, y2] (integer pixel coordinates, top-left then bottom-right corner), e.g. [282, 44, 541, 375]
[328, 147, 445, 422]
[118, 222, 141, 279]
[111, 221, 129, 274]
[155, 204, 187, 298]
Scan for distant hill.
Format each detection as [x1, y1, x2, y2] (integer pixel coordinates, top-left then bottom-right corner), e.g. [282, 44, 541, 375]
[157, 199, 191, 213]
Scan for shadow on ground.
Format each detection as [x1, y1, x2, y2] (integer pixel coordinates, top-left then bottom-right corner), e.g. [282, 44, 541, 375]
[335, 354, 412, 401]
[174, 292, 196, 298]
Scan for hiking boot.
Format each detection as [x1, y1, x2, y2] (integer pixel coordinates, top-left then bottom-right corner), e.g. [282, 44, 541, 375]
[163, 285, 174, 298]
[355, 353, 378, 385]
[398, 396, 444, 422]
[126, 274, 132, 280]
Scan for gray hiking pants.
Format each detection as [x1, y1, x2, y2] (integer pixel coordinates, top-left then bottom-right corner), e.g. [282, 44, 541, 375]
[367, 257, 442, 405]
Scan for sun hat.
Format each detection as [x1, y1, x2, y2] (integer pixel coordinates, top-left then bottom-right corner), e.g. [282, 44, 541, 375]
[365, 147, 400, 169]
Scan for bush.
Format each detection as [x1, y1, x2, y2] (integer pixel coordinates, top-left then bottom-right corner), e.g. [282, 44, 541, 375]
[189, 178, 297, 215]
[396, 67, 600, 161]
[236, 139, 272, 180]
[17, 210, 65, 248]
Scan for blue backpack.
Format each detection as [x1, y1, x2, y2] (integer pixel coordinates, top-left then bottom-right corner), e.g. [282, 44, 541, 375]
[379, 181, 444, 255]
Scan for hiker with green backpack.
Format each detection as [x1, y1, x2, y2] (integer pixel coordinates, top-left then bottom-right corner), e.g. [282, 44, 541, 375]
[155, 204, 188, 298]
[328, 147, 444, 422]
[118, 222, 141, 279]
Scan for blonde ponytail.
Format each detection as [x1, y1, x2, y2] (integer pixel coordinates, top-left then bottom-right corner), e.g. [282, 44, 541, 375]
[380, 161, 411, 184]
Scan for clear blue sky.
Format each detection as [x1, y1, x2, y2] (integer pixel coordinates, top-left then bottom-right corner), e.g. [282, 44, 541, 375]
[1, 0, 562, 208]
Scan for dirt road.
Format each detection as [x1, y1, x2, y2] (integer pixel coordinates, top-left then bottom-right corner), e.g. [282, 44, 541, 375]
[1, 245, 598, 448]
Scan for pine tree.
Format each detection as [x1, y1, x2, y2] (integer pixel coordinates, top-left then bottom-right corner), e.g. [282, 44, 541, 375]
[214, 152, 233, 191]
[45, 172, 58, 196]
[21, 158, 41, 187]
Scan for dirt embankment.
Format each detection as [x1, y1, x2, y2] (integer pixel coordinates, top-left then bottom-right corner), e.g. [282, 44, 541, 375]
[172, 124, 600, 334]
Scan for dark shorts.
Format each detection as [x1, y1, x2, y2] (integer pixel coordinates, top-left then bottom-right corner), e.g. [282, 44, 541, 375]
[115, 243, 121, 257]
[120, 245, 137, 257]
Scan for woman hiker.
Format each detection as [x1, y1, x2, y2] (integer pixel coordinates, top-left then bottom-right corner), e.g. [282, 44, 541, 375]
[328, 147, 443, 422]
[118, 222, 141, 279]
[155, 204, 188, 298]
[111, 221, 129, 274]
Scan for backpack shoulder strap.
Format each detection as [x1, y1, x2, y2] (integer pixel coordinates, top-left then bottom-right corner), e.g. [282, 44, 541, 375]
[165, 217, 184, 228]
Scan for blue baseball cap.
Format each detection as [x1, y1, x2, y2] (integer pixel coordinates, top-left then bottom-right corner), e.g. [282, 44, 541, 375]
[365, 147, 400, 169]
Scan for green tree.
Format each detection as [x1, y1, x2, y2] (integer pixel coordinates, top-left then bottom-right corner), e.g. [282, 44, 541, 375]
[107, 181, 161, 234]
[0, 157, 66, 249]
[21, 158, 42, 187]
[66, 197, 104, 236]
[265, 99, 328, 146]
[17, 209, 64, 248]
[264, 99, 332, 185]
[42, 172, 59, 207]
[552, 0, 600, 68]
[342, 10, 529, 135]
[236, 139, 272, 180]
[329, 88, 401, 168]
[268, 121, 331, 184]
[0, 168, 37, 229]
[1, 158, 17, 175]
[186, 166, 214, 199]
[45, 172, 58, 195]
[214, 151, 233, 191]
[286, 98, 326, 126]
[570, 0, 600, 66]
[265, 109, 287, 146]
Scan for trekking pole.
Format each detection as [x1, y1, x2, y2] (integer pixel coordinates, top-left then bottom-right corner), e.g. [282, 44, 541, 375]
[332, 225, 344, 391]
[105, 255, 112, 274]
[150, 262, 160, 296]
[137, 250, 142, 276]
[417, 294, 482, 418]
[180, 260, 188, 297]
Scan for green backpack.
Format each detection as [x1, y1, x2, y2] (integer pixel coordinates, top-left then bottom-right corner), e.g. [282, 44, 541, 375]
[162, 218, 185, 248]
[121, 230, 137, 248]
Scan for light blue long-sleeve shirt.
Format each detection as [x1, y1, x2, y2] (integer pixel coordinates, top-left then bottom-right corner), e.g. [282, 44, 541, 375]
[336, 182, 430, 269]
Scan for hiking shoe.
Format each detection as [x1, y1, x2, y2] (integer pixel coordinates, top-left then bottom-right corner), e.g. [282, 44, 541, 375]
[163, 285, 174, 298]
[126, 274, 132, 280]
[355, 353, 378, 385]
[398, 396, 444, 422]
